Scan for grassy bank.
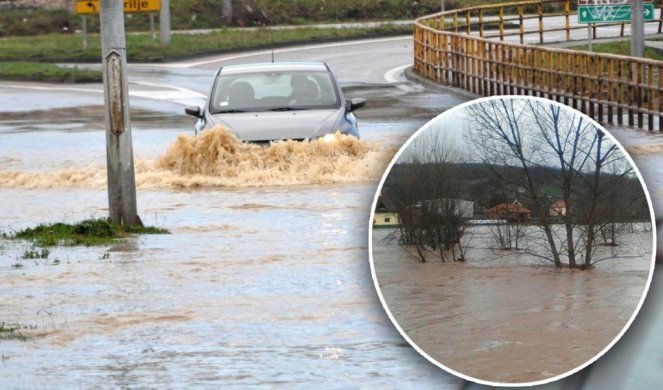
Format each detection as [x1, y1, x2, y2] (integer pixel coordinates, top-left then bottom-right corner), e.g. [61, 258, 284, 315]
[0, 1, 574, 37]
[0, 62, 101, 83]
[572, 41, 663, 61]
[6, 219, 169, 247]
[0, 24, 410, 62]
[0, 1, 442, 36]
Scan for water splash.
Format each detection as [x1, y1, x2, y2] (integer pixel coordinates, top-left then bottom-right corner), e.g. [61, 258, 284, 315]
[0, 127, 396, 189]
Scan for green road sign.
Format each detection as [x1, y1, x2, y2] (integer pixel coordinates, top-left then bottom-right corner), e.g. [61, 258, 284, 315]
[578, 3, 655, 23]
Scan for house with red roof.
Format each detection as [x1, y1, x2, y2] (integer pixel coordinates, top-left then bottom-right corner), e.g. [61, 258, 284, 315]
[486, 201, 531, 222]
[549, 200, 567, 217]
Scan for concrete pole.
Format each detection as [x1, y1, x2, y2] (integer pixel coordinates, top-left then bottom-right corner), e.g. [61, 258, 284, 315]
[631, 0, 645, 57]
[160, 0, 171, 45]
[100, 0, 141, 226]
[82, 15, 88, 50]
[222, 0, 232, 25]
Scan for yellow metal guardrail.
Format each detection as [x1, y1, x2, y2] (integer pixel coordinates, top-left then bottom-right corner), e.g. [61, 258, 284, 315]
[414, 0, 663, 131]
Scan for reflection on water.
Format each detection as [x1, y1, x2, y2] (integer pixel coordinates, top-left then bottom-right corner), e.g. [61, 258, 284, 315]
[371, 227, 653, 384]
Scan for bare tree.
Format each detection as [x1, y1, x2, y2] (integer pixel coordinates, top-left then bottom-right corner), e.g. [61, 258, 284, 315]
[386, 130, 472, 263]
[466, 98, 641, 269]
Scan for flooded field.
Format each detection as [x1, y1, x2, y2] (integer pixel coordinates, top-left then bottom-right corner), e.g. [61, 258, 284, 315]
[371, 226, 653, 384]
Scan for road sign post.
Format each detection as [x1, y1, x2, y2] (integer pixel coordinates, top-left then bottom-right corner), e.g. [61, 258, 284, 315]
[100, 0, 141, 226]
[632, 0, 645, 57]
[82, 15, 88, 50]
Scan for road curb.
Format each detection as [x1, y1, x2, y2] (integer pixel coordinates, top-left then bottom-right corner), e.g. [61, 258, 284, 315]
[403, 67, 480, 100]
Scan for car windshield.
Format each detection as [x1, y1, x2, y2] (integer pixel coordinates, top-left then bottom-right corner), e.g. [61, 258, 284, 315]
[210, 70, 341, 113]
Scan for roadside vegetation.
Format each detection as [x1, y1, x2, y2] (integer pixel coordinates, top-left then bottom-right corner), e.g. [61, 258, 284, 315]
[0, 1, 465, 37]
[0, 24, 410, 62]
[573, 41, 663, 61]
[5, 219, 169, 247]
[0, 62, 101, 83]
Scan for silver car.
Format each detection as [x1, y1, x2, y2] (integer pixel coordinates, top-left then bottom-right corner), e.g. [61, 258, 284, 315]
[185, 62, 366, 142]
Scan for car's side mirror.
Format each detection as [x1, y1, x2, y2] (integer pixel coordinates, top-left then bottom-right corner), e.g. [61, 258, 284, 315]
[185, 106, 203, 118]
[346, 98, 366, 112]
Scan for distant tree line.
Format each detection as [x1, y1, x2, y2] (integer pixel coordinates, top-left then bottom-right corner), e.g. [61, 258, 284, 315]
[380, 99, 651, 269]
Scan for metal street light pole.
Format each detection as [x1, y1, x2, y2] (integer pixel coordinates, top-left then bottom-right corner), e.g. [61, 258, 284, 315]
[631, 0, 645, 57]
[100, 0, 141, 226]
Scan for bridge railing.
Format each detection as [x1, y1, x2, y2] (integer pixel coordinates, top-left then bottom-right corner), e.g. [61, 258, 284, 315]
[414, 0, 663, 131]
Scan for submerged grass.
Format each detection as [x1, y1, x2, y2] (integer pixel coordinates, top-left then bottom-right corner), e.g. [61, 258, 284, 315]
[0, 322, 34, 341]
[8, 219, 169, 247]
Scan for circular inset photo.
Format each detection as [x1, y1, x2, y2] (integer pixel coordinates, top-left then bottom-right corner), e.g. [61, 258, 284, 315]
[369, 96, 656, 386]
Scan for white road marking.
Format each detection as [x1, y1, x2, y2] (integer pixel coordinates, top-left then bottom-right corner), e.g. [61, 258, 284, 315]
[167, 35, 412, 68]
[131, 81, 206, 98]
[0, 83, 101, 94]
[0, 81, 206, 106]
[384, 63, 412, 83]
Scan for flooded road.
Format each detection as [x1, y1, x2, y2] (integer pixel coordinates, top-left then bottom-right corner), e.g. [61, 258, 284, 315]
[0, 81, 469, 386]
[1, 35, 662, 386]
[371, 227, 653, 384]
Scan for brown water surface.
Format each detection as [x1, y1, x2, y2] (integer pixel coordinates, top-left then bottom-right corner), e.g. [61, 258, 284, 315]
[371, 227, 653, 384]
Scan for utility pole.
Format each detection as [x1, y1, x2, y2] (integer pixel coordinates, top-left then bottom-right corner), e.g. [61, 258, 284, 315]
[222, 0, 232, 25]
[100, 0, 141, 226]
[631, 0, 645, 57]
[160, 0, 171, 45]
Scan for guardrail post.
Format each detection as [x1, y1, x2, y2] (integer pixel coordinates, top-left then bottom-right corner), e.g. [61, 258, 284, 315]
[628, 62, 635, 127]
[538, 2, 544, 44]
[637, 63, 644, 128]
[466, 11, 471, 35]
[659, 64, 662, 131]
[479, 9, 484, 38]
[607, 58, 614, 125]
[597, 57, 604, 122]
[519, 5, 524, 44]
[618, 60, 624, 126]
[499, 7, 505, 41]
[648, 63, 654, 131]
[565, 0, 571, 42]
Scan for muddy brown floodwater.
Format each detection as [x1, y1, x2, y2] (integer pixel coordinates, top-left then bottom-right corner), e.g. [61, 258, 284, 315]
[0, 117, 467, 387]
[371, 227, 653, 384]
